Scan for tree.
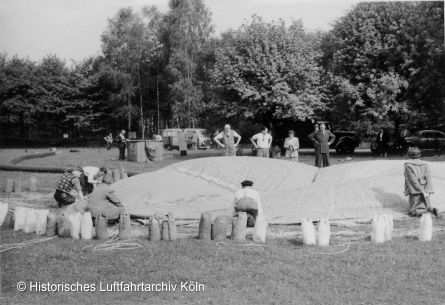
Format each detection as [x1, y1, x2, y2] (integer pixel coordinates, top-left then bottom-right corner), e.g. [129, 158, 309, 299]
[211, 16, 326, 130]
[163, 0, 213, 127]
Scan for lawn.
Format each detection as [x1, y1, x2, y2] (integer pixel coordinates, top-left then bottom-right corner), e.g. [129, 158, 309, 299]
[1, 147, 445, 304]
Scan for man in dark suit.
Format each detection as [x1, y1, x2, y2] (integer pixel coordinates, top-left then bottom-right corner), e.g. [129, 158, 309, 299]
[308, 122, 336, 168]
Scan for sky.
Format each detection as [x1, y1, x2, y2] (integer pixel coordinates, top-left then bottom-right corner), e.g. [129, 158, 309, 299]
[0, 0, 365, 62]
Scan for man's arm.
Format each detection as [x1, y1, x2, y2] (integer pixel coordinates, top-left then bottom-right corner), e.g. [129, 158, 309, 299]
[213, 133, 225, 148]
[73, 177, 84, 199]
[268, 135, 272, 146]
[308, 131, 319, 145]
[250, 134, 258, 148]
[328, 131, 336, 145]
[233, 131, 242, 146]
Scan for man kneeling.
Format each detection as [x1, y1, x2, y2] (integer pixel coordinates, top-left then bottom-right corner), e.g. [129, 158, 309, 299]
[88, 174, 125, 222]
[233, 180, 263, 227]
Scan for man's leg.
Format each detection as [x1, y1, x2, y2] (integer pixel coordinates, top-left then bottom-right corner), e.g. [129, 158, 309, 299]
[325, 153, 330, 167]
[408, 194, 428, 216]
[315, 151, 321, 167]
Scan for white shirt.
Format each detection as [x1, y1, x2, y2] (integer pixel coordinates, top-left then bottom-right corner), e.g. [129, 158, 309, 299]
[233, 188, 263, 217]
[82, 166, 100, 184]
[252, 133, 272, 149]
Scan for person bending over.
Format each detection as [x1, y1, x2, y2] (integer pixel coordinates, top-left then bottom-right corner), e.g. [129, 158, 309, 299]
[54, 166, 84, 208]
[88, 174, 125, 222]
[233, 180, 264, 227]
[404, 146, 439, 217]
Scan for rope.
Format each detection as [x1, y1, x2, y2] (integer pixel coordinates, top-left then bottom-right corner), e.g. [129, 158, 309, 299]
[215, 241, 268, 252]
[92, 235, 143, 252]
[0, 236, 56, 253]
[308, 241, 360, 255]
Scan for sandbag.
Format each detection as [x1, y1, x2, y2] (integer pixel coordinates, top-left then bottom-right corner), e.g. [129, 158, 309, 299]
[14, 206, 26, 231]
[5, 178, 14, 193]
[24, 208, 37, 234]
[232, 212, 247, 241]
[148, 215, 161, 241]
[46, 211, 57, 237]
[212, 215, 228, 241]
[383, 214, 394, 241]
[371, 215, 386, 243]
[118, 212, 132, 240]
[80, 212, 93, 240]
[13, 178, 22, 193]
[419, 213, 432, 242]
[120, 167, 128, 179]
[316, 219, 330, 247]
[253, 215, 267, 243]
[29, 176, 38, 192]
[0, 202, 9, 226]
[95, 214, 108, 240]
[35, 209, 49, 235]
[161, 213, 177, 241]
[198, 212, 211, 240]
[301, 217, 316, 246]
[57, 212, 71, 238]
[69, 212, 82, 239]
[1, 204, 15, 229]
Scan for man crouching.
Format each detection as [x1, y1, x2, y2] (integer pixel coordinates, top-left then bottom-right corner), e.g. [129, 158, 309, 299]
[233, 180, 263, 227]
[88, 174, 125, 222]
[404, 146, 439, 217]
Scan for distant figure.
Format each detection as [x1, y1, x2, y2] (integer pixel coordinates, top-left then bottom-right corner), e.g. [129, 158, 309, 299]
[377, 127, 390, 157]
[404, 147, 439, 217]
[233, 180, 263, 227]
[88, 174, 125, 221]
[116, 130, 127, 160]
[214, 124, 242, 156]
[313, 124, 320, 166]
[104, 133, 113, 150]
[308, 123, 336, 168]
[179, 128, 188, 156]
[192, 132, 198, 150]
[153, 134, 163, 142]
[54, 166, 84, 208]
[250, 126, 272, 158]
[284, 130, 299, 162]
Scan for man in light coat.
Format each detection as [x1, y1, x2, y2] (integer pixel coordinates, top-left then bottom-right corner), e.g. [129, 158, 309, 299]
[404, 146, 439, 217]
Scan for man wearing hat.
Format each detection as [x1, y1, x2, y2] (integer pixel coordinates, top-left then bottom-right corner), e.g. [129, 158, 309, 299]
[213, 124, 242, 156]
[284, 130, 299, 162]
[404, 147, 439, 217]
[233, 180, 264, 227]
[54, 166, 85, 208]
[308, 122, 336, 168]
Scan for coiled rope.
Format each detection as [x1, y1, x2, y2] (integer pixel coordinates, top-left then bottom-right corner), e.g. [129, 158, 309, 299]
[92, 235, 143, 252]
[0, 236, 56, 253]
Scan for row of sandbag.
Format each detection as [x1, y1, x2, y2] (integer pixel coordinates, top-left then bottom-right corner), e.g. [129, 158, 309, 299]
[4, 177, 38, 193]
[194, 212, 268, 243]
[0, 202, 133, 241]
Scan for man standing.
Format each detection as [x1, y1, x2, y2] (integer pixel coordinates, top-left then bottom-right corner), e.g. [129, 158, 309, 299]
[179, 128, 188, 156]
[377, 127, 390, 157]
[284, 130, 299, 162]
[104, 132, 113, 150]
[404, 147, 439, 217]
[233, 180, 264, 227]
[213, 124, 242, 156]
[116, 130, 127, 160]
[250, 126, 273, 158]
[308, 122, 336, 168]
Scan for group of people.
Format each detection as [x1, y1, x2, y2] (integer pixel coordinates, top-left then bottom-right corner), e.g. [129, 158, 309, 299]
[53, 166, 125, 221]
[212, 122, 336, 167]
[104, 130, 127, 160]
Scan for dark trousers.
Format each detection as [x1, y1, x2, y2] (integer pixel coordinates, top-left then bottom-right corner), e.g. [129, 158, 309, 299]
[118, 143, 126, 160]
[54, 190, 75, 208]
[106, 142, 112, 150]
[180, 150, 187, 156]
[316, 153, 330, 167]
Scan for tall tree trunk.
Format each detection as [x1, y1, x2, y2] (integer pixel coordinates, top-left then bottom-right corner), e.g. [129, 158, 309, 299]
[156, 74, 160, 134]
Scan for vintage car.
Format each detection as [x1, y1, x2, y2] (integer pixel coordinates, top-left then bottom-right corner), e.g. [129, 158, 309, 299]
[404, 130, 445, 151]
[161, 128, 211, 150]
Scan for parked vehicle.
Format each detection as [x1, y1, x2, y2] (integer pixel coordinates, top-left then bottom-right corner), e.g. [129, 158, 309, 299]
[161, 128, 211, 150]
[404, 130, 445, 151]
[319, 122, 359, 154]
[370, 132, 405, 154]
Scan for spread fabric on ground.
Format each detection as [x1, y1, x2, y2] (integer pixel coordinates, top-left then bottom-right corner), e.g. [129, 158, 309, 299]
[111, 157, 445, 224]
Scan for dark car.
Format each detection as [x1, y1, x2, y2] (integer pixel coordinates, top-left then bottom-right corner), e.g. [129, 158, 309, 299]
[405, 130, 445, 150]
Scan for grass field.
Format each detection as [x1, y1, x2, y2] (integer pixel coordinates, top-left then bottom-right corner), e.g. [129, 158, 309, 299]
[1, 147, 445, 304]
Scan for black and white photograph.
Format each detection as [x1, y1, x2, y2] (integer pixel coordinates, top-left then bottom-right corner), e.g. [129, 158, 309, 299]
[0, 0, 444, 304]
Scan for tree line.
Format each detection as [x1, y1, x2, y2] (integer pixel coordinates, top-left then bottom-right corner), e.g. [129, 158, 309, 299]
[1, 0, 443, 142]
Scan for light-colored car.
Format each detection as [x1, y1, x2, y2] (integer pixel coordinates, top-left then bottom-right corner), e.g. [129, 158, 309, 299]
[161, 128, 211, 150]
[405, 130, 445, 150]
